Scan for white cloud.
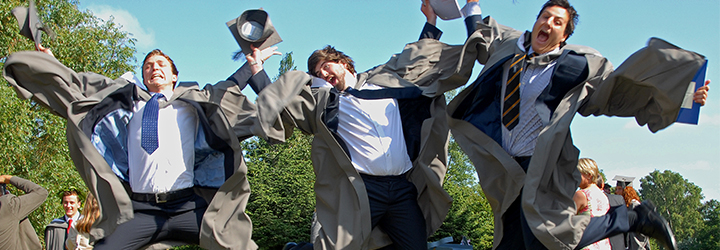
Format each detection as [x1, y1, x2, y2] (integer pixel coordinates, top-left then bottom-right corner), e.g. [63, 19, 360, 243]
[699, 113, 720, 126]
[87, 5, 155, 50]
[678, 160, 713, 171]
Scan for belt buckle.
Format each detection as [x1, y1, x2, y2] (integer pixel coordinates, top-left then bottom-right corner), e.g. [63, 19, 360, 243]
[155, 193, 168, 203]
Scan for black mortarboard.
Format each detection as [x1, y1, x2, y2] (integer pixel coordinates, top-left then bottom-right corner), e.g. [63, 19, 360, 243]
[227, 9, 282, 55]
[612, 175, 635, 189]
[12, 0, 56, 47]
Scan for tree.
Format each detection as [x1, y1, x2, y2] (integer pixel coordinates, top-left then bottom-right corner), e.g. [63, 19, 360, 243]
[639, 170, 704, 248]
[0, 0, 136, 245]
[679, 199, 720, 250]
[430, 138, 494, 250]
[242, 52, 317, 249]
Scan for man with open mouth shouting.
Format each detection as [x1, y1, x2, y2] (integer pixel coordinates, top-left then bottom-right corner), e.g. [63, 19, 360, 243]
[445, 0, 710, 250]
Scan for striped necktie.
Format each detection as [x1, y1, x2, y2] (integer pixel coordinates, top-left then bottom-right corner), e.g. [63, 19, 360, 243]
[141, 93, 164, 154]
[502, 53, 526, 130]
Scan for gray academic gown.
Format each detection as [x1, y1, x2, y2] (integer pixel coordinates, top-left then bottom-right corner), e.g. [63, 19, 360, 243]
[255, 38, 469, 249]
[446, 16, 706, 249]
[0, 176, 48, 250]
[44, 218, 68, 250]
[3, 52, 287, 250]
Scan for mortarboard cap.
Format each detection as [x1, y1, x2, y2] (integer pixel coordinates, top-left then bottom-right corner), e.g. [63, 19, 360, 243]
[612, 175, 635, 189]
[429, 0, 462, 20]
[227, 9, 282, 55]
[12, 0, 56, 47]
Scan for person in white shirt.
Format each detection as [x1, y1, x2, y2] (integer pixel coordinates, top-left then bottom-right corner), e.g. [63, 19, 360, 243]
[44, 189, 81, 250]
[268, 2, 464, 248]
[6, 42, 283, 249]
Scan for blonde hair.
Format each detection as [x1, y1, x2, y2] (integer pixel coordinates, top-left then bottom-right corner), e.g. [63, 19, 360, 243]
[75, 193, 99, 234]
[576, 158, 600, 184]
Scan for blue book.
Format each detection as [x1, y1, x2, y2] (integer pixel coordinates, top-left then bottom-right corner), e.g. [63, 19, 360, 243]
[676, 60, 707, 124]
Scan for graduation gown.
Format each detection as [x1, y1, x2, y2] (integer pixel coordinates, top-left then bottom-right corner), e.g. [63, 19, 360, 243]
[254, 38, 470, 249]
[3, 51, 286, 250]
[447, 16, 706, 249]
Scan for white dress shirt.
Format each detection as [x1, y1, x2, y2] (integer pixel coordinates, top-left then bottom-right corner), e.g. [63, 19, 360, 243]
[127, 90, 198, 193]
[500, 35, 559, 157]
[334, 83, 414, 176]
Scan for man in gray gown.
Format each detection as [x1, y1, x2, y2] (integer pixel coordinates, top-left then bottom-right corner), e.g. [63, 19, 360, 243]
[445, 0, 710, 250]
[4, 44, 285, 249]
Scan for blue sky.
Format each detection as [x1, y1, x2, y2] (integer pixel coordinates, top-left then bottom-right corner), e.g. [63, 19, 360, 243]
[77, 0, 720, 201]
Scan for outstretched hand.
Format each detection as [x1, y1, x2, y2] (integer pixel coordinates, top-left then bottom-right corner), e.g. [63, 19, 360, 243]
[246, 45, 282, 75]
[693, 80, 710, 106]
[421, 0, 437, 26]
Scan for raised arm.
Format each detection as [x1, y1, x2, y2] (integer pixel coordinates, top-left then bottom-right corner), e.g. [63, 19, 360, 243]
[420, 0, 443, 40]
[3, 48, 126, 119]
[224, 46, 281, 94]
[579, 38, 709, 132]
[0, 175, 48, 219]
[463, 0, 484, 37]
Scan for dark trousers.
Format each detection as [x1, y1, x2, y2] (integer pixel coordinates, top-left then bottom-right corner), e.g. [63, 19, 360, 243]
[94, 194, 207, 250]
[361, 174, 426, 250]
[496, 157, 630, 250]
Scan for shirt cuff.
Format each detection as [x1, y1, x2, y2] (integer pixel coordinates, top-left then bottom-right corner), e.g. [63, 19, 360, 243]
[461, 1, 482, 18]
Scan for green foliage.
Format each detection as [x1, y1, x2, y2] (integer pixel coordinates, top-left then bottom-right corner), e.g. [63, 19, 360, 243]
[678, 199, 720, 250]
[0, 0, 135, 246]
[242, 52, 315, 249]
[430, 139, 494, 250]
[244, 132, 316, 249]
[639, 170, 704, 248]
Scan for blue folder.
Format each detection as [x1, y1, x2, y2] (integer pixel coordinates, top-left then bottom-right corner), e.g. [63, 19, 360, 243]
[676, 60, 708, 125]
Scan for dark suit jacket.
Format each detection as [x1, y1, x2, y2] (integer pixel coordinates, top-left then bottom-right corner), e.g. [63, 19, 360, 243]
[606, 194, 627, 250]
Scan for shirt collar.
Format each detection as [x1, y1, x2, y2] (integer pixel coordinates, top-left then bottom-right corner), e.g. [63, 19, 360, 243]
[517, 33, 560, 56]
[65, 213, 79, 221]
[311, 77, 333, 88]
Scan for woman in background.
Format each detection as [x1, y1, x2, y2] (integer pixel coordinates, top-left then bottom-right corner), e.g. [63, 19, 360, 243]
[623, 186, 651, 250]
[66, 193, 99, 250]
[574, 158, 611, 250]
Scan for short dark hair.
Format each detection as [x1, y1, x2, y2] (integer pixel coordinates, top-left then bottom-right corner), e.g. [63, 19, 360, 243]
[307, 45, 356, 77]
[537, 0, 579, 40]
[62, 189, 79, 197]
[142, 49, 179, 83]
[61, 189, 79, 202]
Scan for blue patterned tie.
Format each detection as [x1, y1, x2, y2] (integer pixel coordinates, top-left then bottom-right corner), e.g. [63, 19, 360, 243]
[141, 93, 164, 154]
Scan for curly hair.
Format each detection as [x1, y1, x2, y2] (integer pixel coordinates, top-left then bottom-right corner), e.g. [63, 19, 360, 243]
[307, 45, 356, 77]
[622, 186, 641, 207]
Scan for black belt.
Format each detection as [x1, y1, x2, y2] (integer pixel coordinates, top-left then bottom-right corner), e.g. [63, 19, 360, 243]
[131, 188, 194, 203]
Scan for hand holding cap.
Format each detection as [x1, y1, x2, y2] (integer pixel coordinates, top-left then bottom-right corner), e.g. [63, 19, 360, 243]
[12, 0, 56, 47]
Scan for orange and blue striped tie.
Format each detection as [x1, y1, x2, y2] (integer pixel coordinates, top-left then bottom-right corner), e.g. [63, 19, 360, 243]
[502, 53, 525, 130]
